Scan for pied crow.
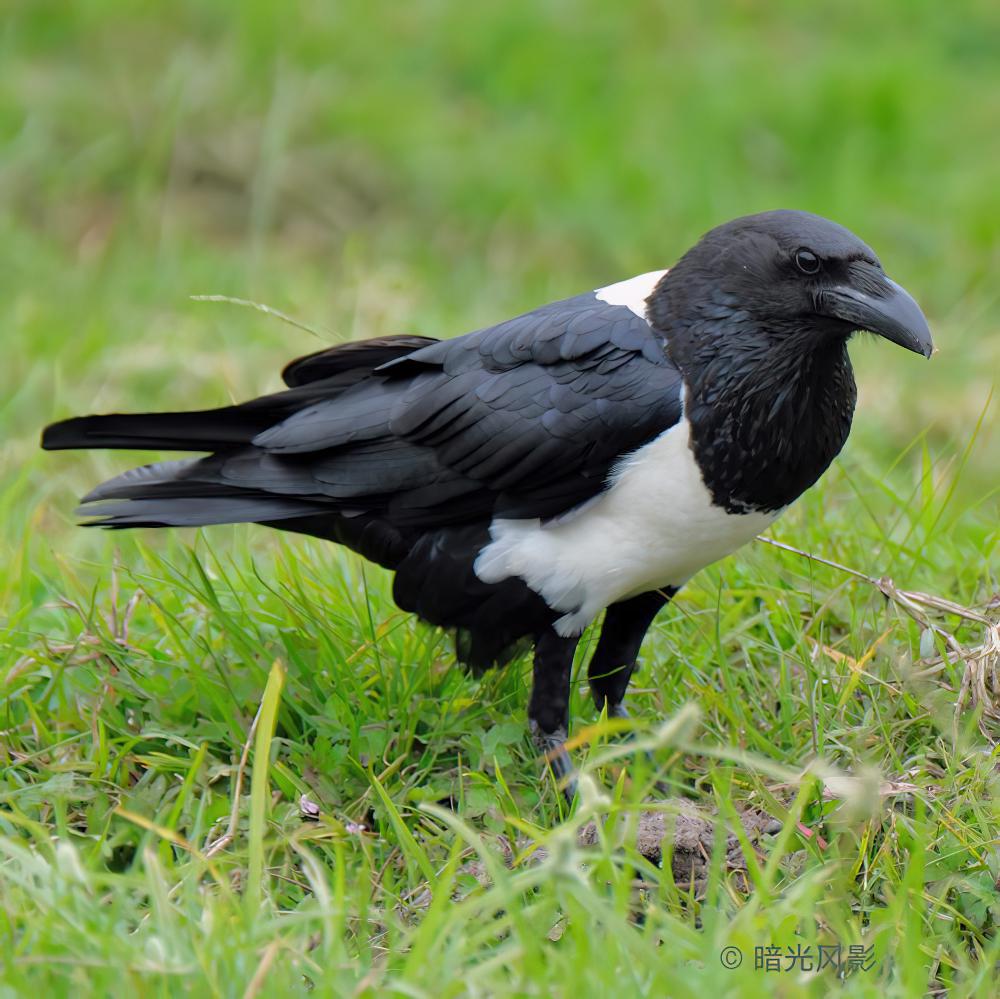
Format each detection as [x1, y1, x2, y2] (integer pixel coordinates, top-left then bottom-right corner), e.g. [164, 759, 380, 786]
[42, 210, 933, 793]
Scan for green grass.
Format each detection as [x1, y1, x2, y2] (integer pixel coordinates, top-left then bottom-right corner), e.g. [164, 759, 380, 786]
[2, 1, 999, 995]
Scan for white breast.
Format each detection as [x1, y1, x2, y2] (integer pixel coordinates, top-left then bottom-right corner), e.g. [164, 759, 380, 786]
[474, 419, 781, 636]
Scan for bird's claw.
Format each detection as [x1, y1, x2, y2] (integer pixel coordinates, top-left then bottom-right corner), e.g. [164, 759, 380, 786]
[530, 720, 578, 805]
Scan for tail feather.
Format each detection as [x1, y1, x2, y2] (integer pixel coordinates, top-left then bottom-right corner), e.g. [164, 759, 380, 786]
[42, 332, 442, 529]
[74, 457, 330, 528]
[81, 495, 330, 528]
[79, 459, 202, 503]
[42, 333, 440, 453]
[41, 408, 278, 452]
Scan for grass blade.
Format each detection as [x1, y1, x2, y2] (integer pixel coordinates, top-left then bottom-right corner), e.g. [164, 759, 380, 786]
[247, 659, 286, 912]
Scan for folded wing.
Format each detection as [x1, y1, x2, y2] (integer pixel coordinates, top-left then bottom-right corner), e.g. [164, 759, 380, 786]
[45, 293, 684, 533]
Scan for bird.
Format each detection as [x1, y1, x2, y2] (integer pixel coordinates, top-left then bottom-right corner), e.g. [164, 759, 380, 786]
[42, 209, 933, 797]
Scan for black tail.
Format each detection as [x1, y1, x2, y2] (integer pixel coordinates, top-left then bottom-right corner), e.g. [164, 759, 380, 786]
[65, 458, 329, 528]
[41, 407, 278, 452]
[42, 333, 441, 453]
[41, 393, 331, 526]
[41, 333, 440, 528]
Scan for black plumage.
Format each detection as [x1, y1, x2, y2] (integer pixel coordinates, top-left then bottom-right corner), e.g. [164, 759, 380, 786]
[42, 210, 933, 796]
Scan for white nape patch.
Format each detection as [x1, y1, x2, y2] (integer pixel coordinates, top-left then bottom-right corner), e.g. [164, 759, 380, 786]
[474, 419, 781, 636]
[594, 269, 669, 319]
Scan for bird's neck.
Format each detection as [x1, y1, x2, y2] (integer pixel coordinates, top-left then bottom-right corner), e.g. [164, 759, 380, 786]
[672, 328, 857, 514]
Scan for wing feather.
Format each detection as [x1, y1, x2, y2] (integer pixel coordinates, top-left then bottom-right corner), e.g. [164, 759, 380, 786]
[76, 290, 685, 531]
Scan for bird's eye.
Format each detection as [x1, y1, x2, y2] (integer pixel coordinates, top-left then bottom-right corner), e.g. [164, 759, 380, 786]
[794, 249, 821, 275]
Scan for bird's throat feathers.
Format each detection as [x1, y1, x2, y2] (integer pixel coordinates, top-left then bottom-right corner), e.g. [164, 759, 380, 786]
[665, 315, 857, 515]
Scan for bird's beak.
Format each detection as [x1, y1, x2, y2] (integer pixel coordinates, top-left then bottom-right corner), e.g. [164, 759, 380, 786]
[818, 270, 934, 358]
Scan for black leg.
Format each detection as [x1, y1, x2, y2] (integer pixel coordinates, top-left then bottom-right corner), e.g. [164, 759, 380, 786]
[528, 627, 580, 801]
[588, 589, 674, 717]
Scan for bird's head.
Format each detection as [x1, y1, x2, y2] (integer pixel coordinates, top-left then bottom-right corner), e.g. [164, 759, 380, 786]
[651, 209, 933, 361]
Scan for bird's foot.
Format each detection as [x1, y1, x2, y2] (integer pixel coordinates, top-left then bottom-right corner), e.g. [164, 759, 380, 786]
[606, 701, 631, 721]
[530, 720, 578, 805]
